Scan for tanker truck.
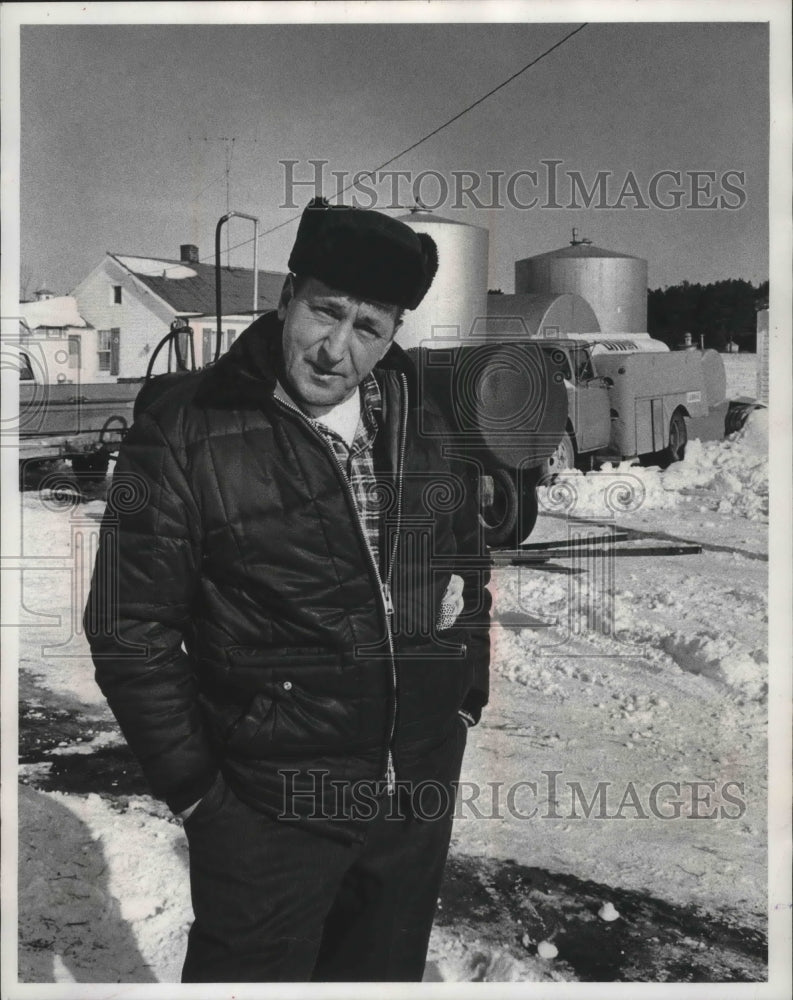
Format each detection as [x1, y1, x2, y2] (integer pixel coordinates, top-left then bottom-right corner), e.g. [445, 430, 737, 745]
[536, 334, 729, 478]
[410, 332, 730, 548]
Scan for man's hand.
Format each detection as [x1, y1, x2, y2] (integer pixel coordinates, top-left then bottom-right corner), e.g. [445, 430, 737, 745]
[437, 574, 465, 630]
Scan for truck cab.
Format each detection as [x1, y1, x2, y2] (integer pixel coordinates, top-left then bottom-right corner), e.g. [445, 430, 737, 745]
[552, 343, 612, 455]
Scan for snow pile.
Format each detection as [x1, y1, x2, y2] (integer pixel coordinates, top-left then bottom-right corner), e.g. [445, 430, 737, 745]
[538, 410, 768, 521]
[426, 930, 568, 982]
[663, 410, 768, 519]
[537, 463, 670, 520]
[19, 786, 191, 983]
[492, 557, 768, 703]
[658, 631, 767, 701]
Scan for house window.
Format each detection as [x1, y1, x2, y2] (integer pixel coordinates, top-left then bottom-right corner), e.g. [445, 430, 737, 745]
[227, 330, 237, 349]
[98, 329, 120, 374]
[113, 285, 122, 305]
[202, 328, 214, 366]
[98, 330, 112, 370]
[68, 335, 81, 370]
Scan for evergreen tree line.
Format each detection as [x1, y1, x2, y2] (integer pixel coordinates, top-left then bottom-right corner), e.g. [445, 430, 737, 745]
[647, 278, 768, 352]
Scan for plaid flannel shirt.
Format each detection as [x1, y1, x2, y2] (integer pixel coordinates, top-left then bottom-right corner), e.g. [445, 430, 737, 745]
[315, 374, 382, 568]
[315, 375, 463, 646]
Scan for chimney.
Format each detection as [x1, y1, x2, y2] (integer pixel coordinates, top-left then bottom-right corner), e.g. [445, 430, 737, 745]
[180, 244, 199, 264]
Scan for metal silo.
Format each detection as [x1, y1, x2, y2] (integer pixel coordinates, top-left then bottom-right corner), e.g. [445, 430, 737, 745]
[515, 234, 648, 334]
[395, 208, 489, 350]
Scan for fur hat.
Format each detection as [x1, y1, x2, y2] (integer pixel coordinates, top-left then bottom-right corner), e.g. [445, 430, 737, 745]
[288, 197, 438, 310]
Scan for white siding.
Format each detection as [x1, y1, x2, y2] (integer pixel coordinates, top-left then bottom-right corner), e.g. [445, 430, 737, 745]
[191, 314, 252, 363]
[72, 258, 178, 380]
[71, 259, 258, 380]
[19, 327, 105, 385]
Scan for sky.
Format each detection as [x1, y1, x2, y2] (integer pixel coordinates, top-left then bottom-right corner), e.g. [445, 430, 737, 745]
[14, 9, 771, 298]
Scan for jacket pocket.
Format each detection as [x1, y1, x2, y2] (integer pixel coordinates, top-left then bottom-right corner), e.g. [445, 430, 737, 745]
[221, 646, 360, 758]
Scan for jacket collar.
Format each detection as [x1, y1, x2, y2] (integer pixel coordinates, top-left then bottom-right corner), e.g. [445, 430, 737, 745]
[193, 310, 417, 411]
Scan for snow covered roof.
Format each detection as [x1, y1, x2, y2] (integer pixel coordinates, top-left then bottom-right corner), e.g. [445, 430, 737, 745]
[114, 256, 198, 280]
[19, 296, 90, 329]
[110, 253, 287, 316]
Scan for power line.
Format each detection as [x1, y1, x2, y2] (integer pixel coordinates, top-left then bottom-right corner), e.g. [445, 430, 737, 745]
[164, 23, 589, 276]
[340, 22, 589, 195]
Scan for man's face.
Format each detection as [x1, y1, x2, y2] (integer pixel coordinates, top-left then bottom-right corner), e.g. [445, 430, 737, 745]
[278, 275, 401, 417]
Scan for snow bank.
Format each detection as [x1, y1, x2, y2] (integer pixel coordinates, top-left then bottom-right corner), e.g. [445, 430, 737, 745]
[426, 929, 566, 982]
[538, 409, 768, 521]
[662, 409, 768, 519]
[18, 786, 190, 983]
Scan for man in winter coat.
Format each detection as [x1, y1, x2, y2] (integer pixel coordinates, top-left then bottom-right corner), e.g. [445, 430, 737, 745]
[84, 199, 491, 983]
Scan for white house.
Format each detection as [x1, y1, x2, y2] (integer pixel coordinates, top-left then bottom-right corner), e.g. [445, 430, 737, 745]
[71, 244, 286, 381]
[17, 294, 98, 384]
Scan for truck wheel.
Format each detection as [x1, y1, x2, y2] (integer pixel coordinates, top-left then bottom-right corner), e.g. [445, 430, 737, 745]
[661, 410, 687, 468]
[479, 468, 539, 548]
[540, 431, 575, 483]
[724, 401, 755, 435]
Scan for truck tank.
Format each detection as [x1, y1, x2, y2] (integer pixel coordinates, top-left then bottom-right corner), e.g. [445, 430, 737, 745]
[515, 236, 648, 334]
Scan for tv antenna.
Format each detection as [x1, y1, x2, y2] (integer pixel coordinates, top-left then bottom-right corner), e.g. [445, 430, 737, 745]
[188, 135, 260, 265]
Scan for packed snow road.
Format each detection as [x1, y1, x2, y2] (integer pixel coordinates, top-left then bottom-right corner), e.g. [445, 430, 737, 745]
[15, 414, 770, 984]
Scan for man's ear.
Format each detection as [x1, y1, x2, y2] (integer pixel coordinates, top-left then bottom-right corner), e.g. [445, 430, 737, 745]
[376, 318, 401, 363]
[277, 275, 295, 320]
[388, 315, 403, 349]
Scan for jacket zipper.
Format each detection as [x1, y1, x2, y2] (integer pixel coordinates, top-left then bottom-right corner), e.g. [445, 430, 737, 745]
[271, 374, 408, 794]
[383, 374, 408, 793]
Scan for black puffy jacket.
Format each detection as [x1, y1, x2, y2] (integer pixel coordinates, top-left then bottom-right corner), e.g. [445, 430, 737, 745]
[85, 313, 490, 838]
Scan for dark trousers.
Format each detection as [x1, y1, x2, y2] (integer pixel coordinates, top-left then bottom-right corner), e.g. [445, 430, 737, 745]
[181, 731, 465, 982]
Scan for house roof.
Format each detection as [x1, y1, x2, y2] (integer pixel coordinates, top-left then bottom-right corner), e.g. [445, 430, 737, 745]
[110, 253, 288, 316]
[19, 295, 91, 329]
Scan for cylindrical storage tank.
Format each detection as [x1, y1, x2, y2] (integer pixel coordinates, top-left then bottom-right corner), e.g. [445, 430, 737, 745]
[395, 209, 489, 350]
[515, 242, 648, 334]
